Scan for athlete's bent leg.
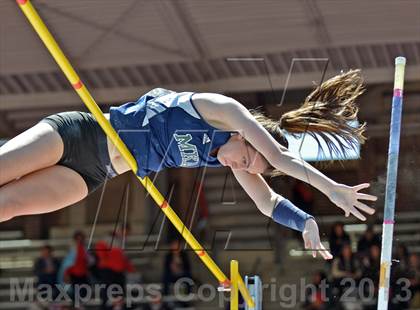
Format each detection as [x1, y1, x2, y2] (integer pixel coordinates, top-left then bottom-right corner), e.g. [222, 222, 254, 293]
[0, 122, 64, 186]
[0, 165, 88, 222]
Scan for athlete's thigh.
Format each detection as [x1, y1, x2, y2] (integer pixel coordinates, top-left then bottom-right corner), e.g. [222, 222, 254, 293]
[0, 122, 64, 186]
[0, 165, 88, 219]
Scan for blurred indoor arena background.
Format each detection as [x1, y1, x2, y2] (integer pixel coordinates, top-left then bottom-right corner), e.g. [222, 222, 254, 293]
[0, 1, 419, 309]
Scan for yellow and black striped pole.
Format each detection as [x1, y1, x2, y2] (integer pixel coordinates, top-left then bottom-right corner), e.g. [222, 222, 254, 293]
[16, 1, 255, 308]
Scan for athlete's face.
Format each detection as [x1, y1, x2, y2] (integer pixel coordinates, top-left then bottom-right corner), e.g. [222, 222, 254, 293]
[217, 134, 270, 174]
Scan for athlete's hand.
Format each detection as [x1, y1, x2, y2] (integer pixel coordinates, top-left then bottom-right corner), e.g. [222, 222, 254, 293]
[328, 183, 377, 221]
[302, 218, 333, 260]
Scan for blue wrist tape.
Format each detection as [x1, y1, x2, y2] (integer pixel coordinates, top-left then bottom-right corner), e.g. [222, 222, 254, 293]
[271, 198, 314, 232]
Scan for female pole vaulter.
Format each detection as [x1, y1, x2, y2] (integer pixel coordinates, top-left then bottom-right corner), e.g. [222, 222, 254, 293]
[0, 70, 377, 259]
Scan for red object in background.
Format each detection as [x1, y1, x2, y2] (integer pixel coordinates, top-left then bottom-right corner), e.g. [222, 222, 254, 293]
[65, 242, 88, 278]
[295, 181, 314, 203]
[95, 241, 135, 273]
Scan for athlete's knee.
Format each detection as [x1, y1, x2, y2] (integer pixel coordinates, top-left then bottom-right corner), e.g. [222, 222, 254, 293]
[0, 154, 10, 186]
[0, 195, 18, 222]
[0, 146, 18, 186]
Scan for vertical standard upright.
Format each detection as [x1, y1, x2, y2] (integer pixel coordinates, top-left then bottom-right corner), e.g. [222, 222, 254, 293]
[377, 56, 406, 310]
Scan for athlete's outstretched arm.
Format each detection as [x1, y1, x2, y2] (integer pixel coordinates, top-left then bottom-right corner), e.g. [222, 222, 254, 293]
[194, 93, 377, 221]
[232, 169, 332, 259]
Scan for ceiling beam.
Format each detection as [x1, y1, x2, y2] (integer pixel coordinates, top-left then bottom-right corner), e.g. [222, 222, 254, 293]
[37, 2, 185, 60]
[1, 65, 419, 111]
[300, 0, 331, 45]
[76, 0, 141, 62]
[156, 0, 208, 60]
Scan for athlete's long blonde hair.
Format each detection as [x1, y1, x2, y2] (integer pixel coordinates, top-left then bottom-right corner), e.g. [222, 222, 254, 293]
[251, 69, 366, 176]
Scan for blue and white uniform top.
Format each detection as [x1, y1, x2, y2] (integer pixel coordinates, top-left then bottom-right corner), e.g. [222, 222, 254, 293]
[109, 88, 232, 177]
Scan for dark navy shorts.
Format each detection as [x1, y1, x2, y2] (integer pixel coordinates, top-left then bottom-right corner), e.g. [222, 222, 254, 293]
[39, 111, 117, 193]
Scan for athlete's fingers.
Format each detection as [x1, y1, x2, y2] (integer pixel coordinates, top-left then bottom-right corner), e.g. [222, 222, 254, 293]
[314, 241, 329, 260]
[350, 206, 367, 221]
[353, 183, 370, 191]
[357, 193, 378, 201]
[311, 240, 316, 258]
[355, 201, 375, 215]
[314, 242, 323, 259]
[320, 246, 329, 260]
[303, 236, 311, 250]
[320, 243, 333, 260]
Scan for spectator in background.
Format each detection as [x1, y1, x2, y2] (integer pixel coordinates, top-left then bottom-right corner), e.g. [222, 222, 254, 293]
[360, 244, 381, 309]
[303, 270, 329, 310]
[162, 239, 192, 305]
[34, 245, 60, 299]
[292, 180, 314, 215]
[395, 244, 410, 272]
[66, 231, 90, 286]
[144, 295, 171, 310]
[58, 230, 91, 306]
[331, 244, 361, 300]
[390, 244, 411, 310]
[361, 244, 381, 282]
[390, 252, 420, 310]
[329, 222, 351, 258]
[407, 253, 420, 309]
[357, 225, 381, 259]
[95, 226, 135, 310]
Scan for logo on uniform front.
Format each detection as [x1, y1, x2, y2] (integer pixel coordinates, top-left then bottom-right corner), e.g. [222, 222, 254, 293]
[174, 133, 199, 167]
[202, 133, 211, 144]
